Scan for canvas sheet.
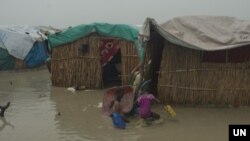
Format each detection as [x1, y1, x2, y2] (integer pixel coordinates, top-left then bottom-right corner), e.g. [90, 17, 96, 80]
[141, 16, 250, 51]
[0, 26, 46, 59]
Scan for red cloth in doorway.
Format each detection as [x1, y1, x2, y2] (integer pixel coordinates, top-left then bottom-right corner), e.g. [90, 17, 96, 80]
[100, 39, 120, 66]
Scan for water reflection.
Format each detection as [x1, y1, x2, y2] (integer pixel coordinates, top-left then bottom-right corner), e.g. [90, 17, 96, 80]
[0, 117, 15, 131]
[50, 87, 140, 141]
[1, 70, 250, 141]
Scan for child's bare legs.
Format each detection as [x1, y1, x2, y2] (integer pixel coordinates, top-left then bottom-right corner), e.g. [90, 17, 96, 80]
[122, 116, 130, 123]
[121, 112, 130, 123]
[145, 112, 160, 121]
[151, 112, 160, 120]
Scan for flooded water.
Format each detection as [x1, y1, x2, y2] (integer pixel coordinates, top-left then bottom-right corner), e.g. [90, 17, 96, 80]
[0, 70, 250, 141]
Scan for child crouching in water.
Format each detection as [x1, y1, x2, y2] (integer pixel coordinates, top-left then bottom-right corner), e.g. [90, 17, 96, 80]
[137, 91, 161, 125]
[109, 88, 129, 129]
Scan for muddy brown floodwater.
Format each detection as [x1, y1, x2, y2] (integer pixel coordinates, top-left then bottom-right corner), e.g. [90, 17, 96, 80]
[0, 70, 250, 141]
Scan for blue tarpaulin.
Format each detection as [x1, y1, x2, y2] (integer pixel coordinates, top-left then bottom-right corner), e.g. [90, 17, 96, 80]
[24, 41, 48, 68]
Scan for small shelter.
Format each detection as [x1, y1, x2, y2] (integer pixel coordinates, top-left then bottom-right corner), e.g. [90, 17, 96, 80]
[0, 26, 51, 71]
[48, 23, 143, 88]
[141, 16, 250, 106]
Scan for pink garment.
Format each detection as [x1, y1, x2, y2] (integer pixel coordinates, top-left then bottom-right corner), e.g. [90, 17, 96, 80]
[137, 94, 155, 118]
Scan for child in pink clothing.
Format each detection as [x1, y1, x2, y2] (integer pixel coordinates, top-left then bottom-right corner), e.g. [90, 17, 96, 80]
[137, 92, 160, 120]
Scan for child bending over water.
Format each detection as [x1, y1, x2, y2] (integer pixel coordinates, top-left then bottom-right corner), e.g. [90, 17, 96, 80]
[137, 92, 160, 121]
[109, 88, 129, 129]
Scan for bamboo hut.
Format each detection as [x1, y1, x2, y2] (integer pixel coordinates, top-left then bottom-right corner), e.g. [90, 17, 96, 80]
[48, 23, 142, 89]
[141, 16, 250, 106]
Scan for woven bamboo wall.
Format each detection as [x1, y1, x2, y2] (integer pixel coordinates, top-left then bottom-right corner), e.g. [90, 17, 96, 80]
[51, 35, 140, 88]
[156, 41, 250, 106]
[120, 41, 140, 85]
[51, 35, 102, 88]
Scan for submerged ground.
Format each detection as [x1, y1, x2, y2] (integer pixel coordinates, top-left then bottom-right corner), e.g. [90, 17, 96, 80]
[0, 70, 250, 141]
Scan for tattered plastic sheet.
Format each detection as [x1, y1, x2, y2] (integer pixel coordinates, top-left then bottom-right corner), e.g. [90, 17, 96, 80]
[141, 16, 250, 51]
[0, 26, 45, 59]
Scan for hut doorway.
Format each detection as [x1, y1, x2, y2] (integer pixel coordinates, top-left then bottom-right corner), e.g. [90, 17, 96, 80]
[100, 38, 122, 87]
[51, 35, 140, 89]
[145, 32, 164, 95]
[102, 49, 122, 87]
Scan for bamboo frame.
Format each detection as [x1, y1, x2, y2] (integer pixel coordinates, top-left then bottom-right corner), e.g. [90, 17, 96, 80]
[51, 34, 140, 88]
[146, 37, 250, 106]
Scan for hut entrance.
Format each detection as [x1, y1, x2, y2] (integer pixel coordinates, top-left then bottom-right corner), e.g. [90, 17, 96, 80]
[100, 37, 141, 88]
[145, 32, 164, 95]
[102, 49, 122, 87]
[51, 35, 140, 89]
[100, 38, 122, 87]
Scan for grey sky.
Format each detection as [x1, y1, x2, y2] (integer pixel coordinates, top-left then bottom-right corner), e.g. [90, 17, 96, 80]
[0, 0, 250, 27]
